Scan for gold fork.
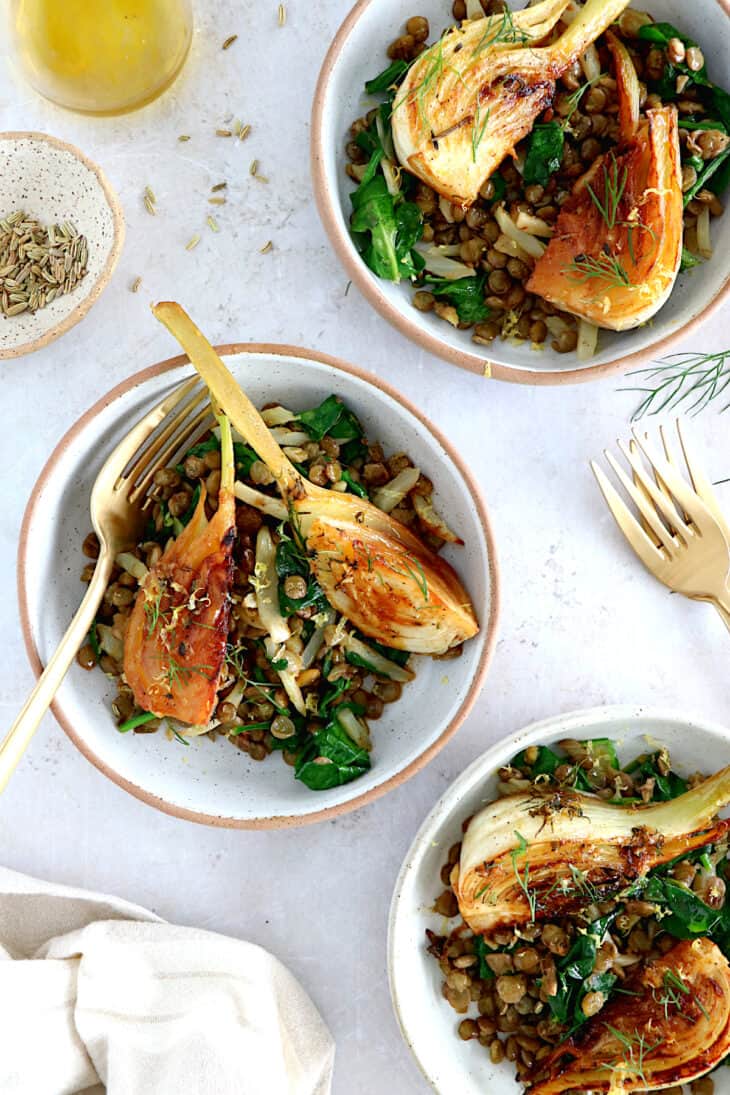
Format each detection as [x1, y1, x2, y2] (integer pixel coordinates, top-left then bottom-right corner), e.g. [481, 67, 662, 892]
[591, 419, 730, 631]
[0, 375, 212, 791]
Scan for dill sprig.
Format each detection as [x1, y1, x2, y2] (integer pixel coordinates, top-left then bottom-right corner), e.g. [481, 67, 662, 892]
[568, 248, 630, 290]
[394, 40, 447, 131]
[471, 98, 490, 163]
[471, 8, 530, 57]
[605, 1027, 663, 1086]
[511, 831, 537, 921]
[586, 153, 628, 231]
[561, 73, 603, 128]
[621, 351, 730, 420]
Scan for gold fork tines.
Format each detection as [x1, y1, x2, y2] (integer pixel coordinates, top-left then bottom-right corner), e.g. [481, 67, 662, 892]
[0, 374, 210, 791]
[591, 419, 730, 630]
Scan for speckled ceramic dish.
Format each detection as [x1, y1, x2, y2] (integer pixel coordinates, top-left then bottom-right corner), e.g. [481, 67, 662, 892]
[312, 0, 730, 385]
[17, 344, 499, 828]
[0, 132, 124, 360]
[388, 705, 730, 1094]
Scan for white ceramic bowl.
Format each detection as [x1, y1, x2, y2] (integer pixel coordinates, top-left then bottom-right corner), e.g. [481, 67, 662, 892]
[388, 704, 730, 1093]
[312, 1, 730, 384]
[0, 132, 124, 360]
[18, 343, 499, 828]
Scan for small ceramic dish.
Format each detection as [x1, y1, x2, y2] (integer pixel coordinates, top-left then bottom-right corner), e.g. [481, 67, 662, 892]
[17, 343, 499, 828]
[0, 132, 124, 361]
[311, 0, 730, 385]
[388, 704, 730, 1094]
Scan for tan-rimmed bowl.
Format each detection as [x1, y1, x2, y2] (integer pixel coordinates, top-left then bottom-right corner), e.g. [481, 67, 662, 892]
[311, 0, 730, 385]
[0, 132, 124, 361]
[17, 343, 499, 828]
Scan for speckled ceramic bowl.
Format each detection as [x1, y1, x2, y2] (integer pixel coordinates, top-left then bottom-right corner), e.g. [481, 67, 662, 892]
[388, 705, 730, 1094]
[312, 0, 730, 384]
[0, 132, 124, 360]
[18, 344, 499, 828]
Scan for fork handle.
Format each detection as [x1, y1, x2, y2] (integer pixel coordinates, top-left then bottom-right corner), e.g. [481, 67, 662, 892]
[0, 552, 114, 792]
[712, 596, 730, 636]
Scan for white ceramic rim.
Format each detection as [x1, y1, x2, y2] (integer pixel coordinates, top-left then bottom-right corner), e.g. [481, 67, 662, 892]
[387, 702, 730, 1091]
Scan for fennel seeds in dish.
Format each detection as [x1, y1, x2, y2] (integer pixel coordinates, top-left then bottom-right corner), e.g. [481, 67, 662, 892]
[0, 211, 89, 318]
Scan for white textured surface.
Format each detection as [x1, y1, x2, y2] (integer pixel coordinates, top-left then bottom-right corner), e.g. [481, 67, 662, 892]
[0, 6, 729, 1094]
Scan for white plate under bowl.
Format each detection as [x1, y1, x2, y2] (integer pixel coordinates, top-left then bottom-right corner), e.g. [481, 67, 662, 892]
[0, 132, 124, 360]
[388, 704, 730, 1093]
[311, 0, 730, 384]
[18, 343, 499, 828]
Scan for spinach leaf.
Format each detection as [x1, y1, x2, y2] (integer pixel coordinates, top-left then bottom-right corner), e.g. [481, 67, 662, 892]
[365, 60, 410, 95]
[638, 21, 689, 46]
[546, 914, 616, 1029]
[234, 442, 258, 477]
[86, 621, 101, 663]
[685, 146, 730, 205]
[681, 246, 703, 271]
[339, 469, 368, 498]
[485, 174, 506, 202]
[512, 745, 561, 777]
[295, 715, 371, 790]
[625, 752, 688, 801]
[353, 632, 411, 668]
[318, 677, 351, 717]
[425, 274, 490, 324]
[339, 437, 368, 465]
[184, 436, 219, 459]
[298, 395, 364, 442]
[473, 936, 496, 981]
[178, 434, 258, 478]
[644, 877, 722, 937]
[351, 175, 424, 281]
[275, 540, 329, 617]
[524, 122, 565, 187]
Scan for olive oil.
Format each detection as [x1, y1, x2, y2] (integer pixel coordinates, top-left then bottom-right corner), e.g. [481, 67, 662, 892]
[12, 0, 193, 115]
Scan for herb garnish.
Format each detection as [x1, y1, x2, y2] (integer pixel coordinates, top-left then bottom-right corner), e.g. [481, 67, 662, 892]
[568, 249, 631, 290]
[511, 831, 537, 921]
[622, 350, 730, 419]
[586, 153, 628, 231]
[471, 8, 530, 57]
[471, 99, 490, 163]
[604, 1026, 663, 1086]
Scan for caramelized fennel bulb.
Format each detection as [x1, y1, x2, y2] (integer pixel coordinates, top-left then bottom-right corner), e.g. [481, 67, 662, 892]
[454, 767, 730, 935]
[527, 107, 683, 330]
[123, 414, 236, 725]
[391, 0, 631, 206]
[526, 938, 730, 1094]
[153, 302, 479, 655]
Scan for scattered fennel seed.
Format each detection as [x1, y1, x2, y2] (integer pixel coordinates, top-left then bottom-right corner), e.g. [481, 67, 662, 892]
[254, 174, 269, 184]
[209, 197, 227, 205]
[207, 215, 220, 232]
[130, 276, 142, 293]
[222, 34, 238, 49]
[216, 128, 232, 137]
[278, 3, 286, 25]
[178, 134, 191, 142]
[260, 240, 273, 254]
[238, 123, 251, 140]
[249, 159, 259, 176]
[144, 185, 156, 204]
[211, 182, 227, 192]
[185, 234, 201, 250]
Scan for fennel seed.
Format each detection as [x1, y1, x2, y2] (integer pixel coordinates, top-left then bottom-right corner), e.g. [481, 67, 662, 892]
[209, 197, 227, 206]
[130, 276, 142, 293]
[216, 128, 233, 138]
[222, 34, 238, 49]
[278, 3, 286, 25]
[0, 211, 88, 317]
[178, 134, 191, 142]
[211, 182, 227, 192]
[238, 123, 252, 141]
[185, 234, 201, 251]
[249, 159, 259, 176]
[260, 240, 273, 254]
[206, 215, 220, 233]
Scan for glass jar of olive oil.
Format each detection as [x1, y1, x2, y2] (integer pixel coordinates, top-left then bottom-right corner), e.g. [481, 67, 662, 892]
[10, 0, 193, 115]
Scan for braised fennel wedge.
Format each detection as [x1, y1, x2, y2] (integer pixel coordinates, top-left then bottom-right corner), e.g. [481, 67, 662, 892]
[454, 765, 730, 936]
[391, 0, 631, 206]
[153, 302, 479, 655]
[124, 411, 236, 725]
[527, 938, 730, 1093]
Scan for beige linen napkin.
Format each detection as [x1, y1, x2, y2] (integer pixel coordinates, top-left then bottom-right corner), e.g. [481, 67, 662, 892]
[0, 868, 335, 1095]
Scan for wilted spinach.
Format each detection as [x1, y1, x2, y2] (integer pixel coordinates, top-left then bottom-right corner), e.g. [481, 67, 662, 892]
[425, 274, 491, 324]
[523, 122, 565, 187]
[298, 394, 364, 442]
[275, 540, 329, 617]
[295, 711, 371, 790]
